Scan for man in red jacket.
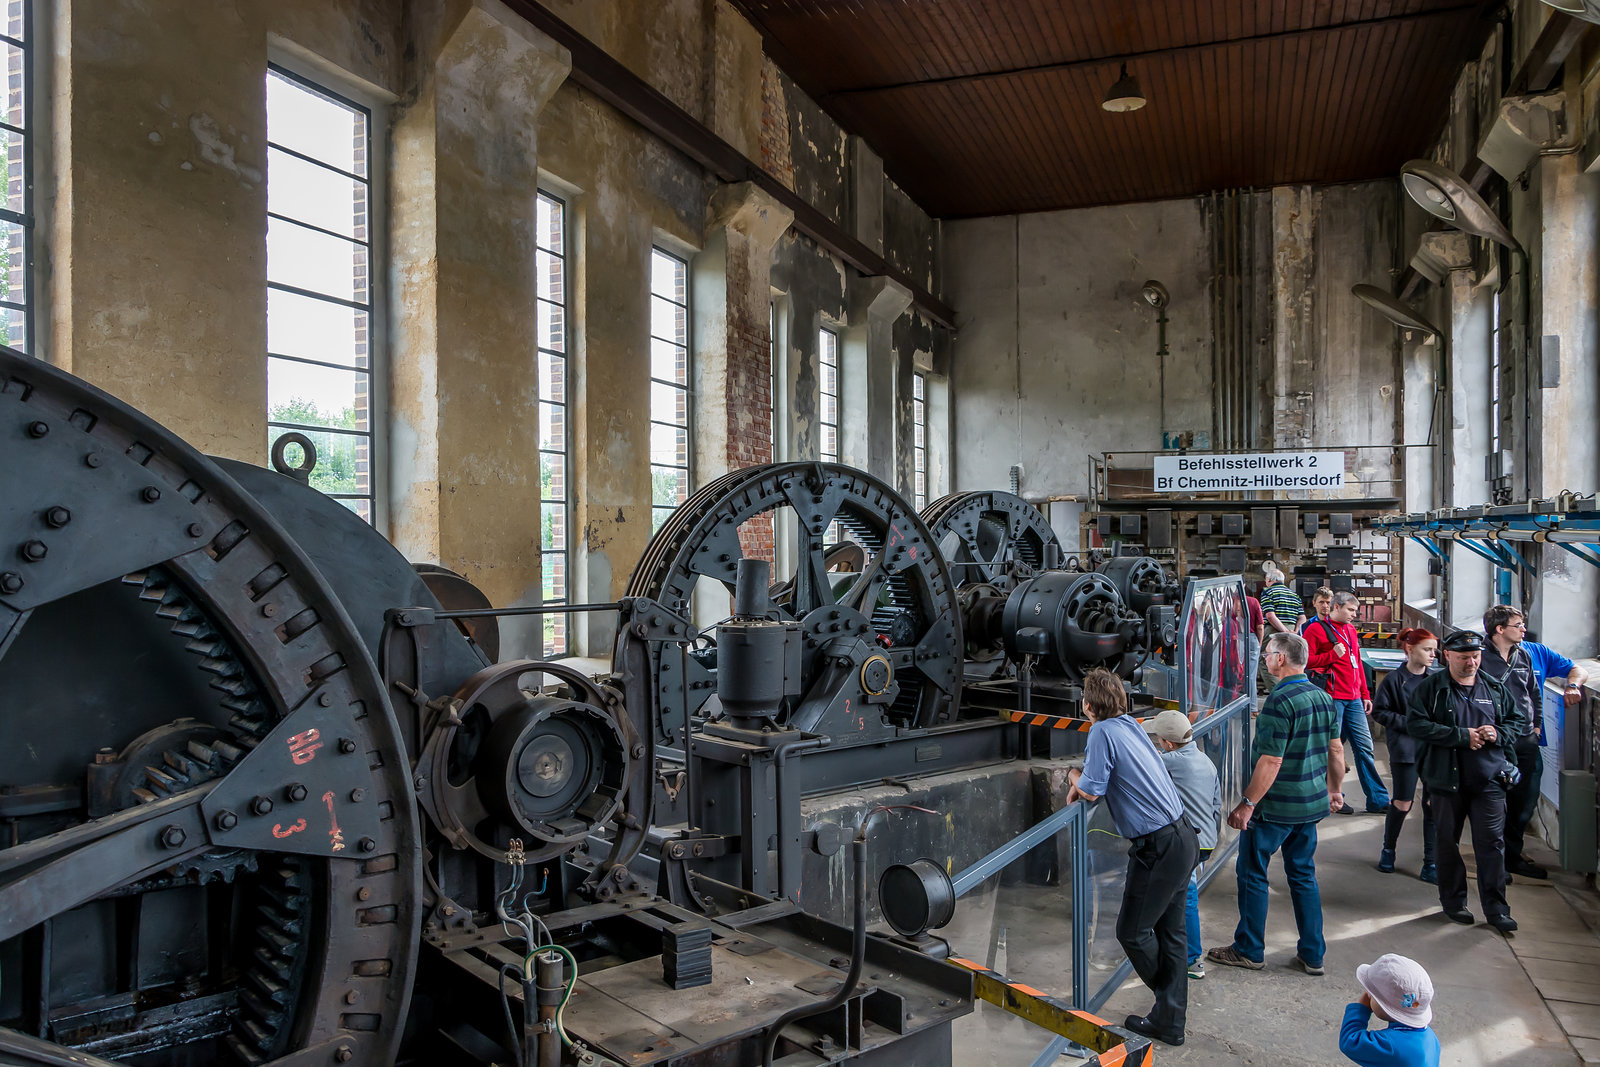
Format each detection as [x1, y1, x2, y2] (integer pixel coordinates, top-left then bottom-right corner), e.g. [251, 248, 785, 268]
[1305, 592, 1390, 815]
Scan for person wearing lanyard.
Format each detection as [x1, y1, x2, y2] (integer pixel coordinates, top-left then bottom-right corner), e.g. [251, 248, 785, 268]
[1305, 592, 1390, 815]
[1405, 630, 1524, 933]
[1478, 605, 1587, 880]
[1068, 669, 1198, 1047]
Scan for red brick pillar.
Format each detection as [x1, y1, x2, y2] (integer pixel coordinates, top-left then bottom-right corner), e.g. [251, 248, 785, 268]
[691, 182, 793, 564]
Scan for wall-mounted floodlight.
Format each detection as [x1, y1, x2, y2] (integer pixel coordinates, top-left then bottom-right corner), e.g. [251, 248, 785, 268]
[1537, 0, 1600, 24]
[1399, 160, 1523, 254]
[1140, 280, 1169, 309]
[1353, 283, 1446, 448]
[1351, 284, 1443, 340]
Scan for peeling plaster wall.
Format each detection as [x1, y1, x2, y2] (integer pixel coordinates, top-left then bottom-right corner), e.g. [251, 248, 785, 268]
[773, 68, 848, 229]
[1404, 34, 1600, 654]
[46, 0, 949, 657]
[537, 69, 710, 653]
[1269, 182, 1403, 498]
[947, 183, 1403, 503]
[945, 200, 1214, 499]
[49, 0, 271, 463]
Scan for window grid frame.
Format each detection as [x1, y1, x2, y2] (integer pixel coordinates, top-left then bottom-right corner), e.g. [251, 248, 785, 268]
[913, 371, 927, 510]
[537, 190, 572, 657]
[265, 63, 378, 525]
[0, 5, 32, 353]
[819, 326, 840, 465]
[649, 246, 693, 533]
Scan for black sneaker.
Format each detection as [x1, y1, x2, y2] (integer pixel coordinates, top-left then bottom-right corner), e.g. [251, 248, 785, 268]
[1507, 859, 1549, 879]
[1335, 803, 1356, 815]
[1443, 908, 1475, 925]
[1489, 914, 1518, 935]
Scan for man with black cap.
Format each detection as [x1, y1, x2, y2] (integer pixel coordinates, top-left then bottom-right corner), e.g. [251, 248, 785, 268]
[1406, 630, 1525, 933]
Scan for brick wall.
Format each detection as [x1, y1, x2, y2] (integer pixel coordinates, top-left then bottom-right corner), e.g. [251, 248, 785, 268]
[725, 228, 775, 563]
[759, 59, 795, 192]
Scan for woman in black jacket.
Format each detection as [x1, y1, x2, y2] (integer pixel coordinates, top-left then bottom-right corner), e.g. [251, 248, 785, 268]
[1372, 628, 1439, 882]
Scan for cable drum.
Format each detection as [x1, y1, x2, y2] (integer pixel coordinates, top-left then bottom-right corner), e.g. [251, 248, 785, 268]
[919, 490, 1060, 593]
[628, 463, 962, 729]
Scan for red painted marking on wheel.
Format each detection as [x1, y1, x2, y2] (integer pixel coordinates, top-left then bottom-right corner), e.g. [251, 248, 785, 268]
[271, 819, 307, 839]
[288, 727, 322, 765]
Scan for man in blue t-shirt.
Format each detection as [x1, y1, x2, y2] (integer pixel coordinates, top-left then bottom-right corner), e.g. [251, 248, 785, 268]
[1480, 605, 1588, 879]
[1068, 670, 1198, 1047]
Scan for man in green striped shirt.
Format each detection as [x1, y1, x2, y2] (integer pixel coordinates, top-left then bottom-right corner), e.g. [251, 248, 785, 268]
[1209, 631, 1345, 976]
[1259, 562, 1306, 634]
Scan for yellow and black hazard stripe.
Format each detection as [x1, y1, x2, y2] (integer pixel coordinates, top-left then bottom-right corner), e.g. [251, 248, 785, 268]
[1008, 710, 1094, 732]
[1006, 697, 1174, 733]
[946, 956, 1154, 1065]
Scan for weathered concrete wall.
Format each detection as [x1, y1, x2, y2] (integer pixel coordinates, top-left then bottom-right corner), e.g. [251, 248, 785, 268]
[1518, 153, 1600, 651]
[389, 1, 571, 659]
[41, 0, 950, 659]
[1269, 182, 1403, 498]
[947, 183, 1404, 502]
[46, 0, 408, 465]
[49, 0, 271, 462]
[945, 200, 1214, 499]
[1401, 32, 1600, 656]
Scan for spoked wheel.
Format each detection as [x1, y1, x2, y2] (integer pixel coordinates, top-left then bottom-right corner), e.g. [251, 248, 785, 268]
[0, 348, 420, 1065]
[922, 491, 1059, 666]
[627, 463, 962, 729]
[920, 490, 1059, 592]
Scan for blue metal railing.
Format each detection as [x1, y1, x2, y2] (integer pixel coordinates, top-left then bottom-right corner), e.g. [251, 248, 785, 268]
[943, 687, 1255, 1061]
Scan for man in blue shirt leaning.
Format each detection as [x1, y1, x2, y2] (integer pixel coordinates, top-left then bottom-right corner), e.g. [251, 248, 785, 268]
[1479, 605, 1588, 880]
[1068, 669, 1199, 1047]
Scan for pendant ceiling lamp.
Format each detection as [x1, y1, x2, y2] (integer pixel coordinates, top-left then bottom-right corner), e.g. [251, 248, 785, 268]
[1101, 64, 1146, 113]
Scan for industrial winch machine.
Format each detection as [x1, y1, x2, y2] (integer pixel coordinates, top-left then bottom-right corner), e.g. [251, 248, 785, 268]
[0, 347, 1167, 1066]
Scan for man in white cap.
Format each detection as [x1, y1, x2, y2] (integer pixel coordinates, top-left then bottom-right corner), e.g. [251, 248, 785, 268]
[1144, 709, 1221, 980]
[1339, 953, 1441, 1065]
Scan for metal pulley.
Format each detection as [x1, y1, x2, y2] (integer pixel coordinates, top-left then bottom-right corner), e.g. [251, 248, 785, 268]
[999, 571, 1145, 679]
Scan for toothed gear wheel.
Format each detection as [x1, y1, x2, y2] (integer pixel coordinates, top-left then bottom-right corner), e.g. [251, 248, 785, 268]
[114, 720, 258, 884]
[0, 347, 420, 1067]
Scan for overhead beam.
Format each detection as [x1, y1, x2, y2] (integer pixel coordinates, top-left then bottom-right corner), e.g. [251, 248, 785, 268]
[820, 4, 1482, 100]
[499, 0, 958, 329]
[1399, 11, 1586, 300]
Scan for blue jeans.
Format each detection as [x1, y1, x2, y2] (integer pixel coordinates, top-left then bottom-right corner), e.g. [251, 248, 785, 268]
[1232, 819, 1325, 966]
[1336, 698, 1390, 808]
[1185, 873, 1201, 964]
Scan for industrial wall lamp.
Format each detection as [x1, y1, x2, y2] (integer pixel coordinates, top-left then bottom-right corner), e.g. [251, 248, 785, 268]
[1399, 160, 1523, 253]
[1351, 283, 1446, 450]
[1101, 64, 1146, 112]
[1537, 0, 1600, 24]
[1351, 284, 1442, 341]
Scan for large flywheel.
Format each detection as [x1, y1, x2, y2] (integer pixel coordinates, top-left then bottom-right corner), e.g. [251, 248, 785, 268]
[0, 347, 420, 1065]
[920, 490, 1060, 592]
[922, 490, 1059, 666]
[627, 463, 962, 729]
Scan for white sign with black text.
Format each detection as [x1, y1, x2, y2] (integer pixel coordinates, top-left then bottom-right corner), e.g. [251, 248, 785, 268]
[1151, 452, 1346, 493]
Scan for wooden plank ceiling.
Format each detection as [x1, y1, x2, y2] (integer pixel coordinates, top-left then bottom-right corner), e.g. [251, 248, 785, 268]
[733, 0, 1494, 217]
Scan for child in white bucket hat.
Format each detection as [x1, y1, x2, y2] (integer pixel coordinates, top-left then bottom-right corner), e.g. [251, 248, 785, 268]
[1339, 953, 1441, 1065]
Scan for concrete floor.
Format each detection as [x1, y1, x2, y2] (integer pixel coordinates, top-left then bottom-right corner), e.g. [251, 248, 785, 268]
[952, 750, 1600, 1065]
